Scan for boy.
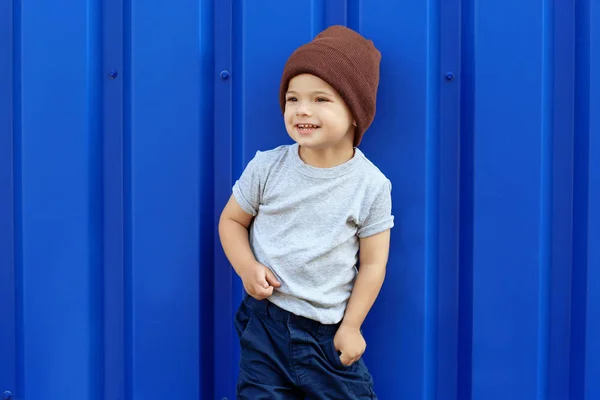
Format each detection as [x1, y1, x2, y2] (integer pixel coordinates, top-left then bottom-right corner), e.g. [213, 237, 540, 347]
[218, 25, 393, 399]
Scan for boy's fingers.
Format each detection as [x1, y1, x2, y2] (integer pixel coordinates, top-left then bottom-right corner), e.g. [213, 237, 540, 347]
[253, 283, 273, 299]
[256, 274, 269, 289]
[340, 353, 350, 366]
[265, 269, 281, 287]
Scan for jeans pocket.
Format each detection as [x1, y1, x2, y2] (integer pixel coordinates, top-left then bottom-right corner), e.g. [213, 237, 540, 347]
[234, 302, 254, 342]
[323, 338, 350, 370]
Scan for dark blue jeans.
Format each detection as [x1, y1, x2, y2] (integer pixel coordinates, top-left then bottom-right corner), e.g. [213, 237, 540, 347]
[235, 295, 377, 399]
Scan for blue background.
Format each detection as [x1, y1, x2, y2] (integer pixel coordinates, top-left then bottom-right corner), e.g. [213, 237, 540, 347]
[1, 0, 599, 399]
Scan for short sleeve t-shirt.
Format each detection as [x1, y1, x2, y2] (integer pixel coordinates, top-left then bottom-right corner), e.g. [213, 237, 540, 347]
[232, 143, 394, 324]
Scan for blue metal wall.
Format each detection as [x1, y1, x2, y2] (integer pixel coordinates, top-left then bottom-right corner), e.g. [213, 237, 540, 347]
[1, 0, 599, 399]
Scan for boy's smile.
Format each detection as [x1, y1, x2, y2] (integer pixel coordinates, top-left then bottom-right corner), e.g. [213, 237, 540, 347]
[296, 123, 321, 135]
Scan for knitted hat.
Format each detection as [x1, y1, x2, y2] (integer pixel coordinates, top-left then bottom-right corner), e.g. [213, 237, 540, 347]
[279, 25, 381, 146]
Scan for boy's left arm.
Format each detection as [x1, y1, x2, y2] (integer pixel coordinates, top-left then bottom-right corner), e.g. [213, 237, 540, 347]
[334, 229, 391, 366]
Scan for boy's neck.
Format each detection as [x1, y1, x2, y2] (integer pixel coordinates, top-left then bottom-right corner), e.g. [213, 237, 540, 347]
[298, 144, 356, 169]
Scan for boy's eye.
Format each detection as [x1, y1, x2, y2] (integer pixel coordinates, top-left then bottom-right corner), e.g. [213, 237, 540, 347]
[286, 97, 297, 102]
[316, 97, 328, 102]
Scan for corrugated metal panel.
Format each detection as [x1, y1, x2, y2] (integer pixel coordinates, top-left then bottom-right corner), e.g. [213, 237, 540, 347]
[0, 0, 598, 399]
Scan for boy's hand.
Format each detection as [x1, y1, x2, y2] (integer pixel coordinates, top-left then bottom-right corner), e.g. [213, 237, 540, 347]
[333, 324, 366, 366]
[240, 262, 281, 300]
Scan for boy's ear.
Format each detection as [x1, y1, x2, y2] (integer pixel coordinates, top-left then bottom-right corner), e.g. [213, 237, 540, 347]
[352, 119, 357, 127]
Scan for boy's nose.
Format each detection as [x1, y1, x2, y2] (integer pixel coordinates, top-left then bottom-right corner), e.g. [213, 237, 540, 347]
[295, 104, 311, 116]
[296, 106, 310, 115]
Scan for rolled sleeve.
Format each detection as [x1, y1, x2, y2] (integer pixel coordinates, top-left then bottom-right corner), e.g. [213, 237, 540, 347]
[357, 180, 394, 238]
[231, 152, 263, 216]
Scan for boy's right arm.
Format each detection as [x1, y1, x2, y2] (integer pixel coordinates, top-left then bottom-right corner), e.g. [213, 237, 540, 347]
[218, 195, 281, 299]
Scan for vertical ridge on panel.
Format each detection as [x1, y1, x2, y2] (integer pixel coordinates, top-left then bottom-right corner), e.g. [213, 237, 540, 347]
[12, 0, 24, 396]
[199, 0, 216, 398]
[102, 0, 126, 394]
[458, 0, 475, 397]
[0, 0, 16, 396]
[231, 1, 245, 377]
[537, 0, 555, 398]
[122, 0, 133, 396]
[213, 0, 234, 397]
[127, 0, 202, 396]
[347, 0, 360, 31]
[471, 1, 542, 398]
[584, 1, 600, 398]
[311, 0, 326, 37]
[437, 0, 461, 397]
[548, 0, 575, 398]
[230, 0, 246, 386]
[424, 0, 440, 397]
[570, 0, 590, 398]
[20, 0, 101, 396]
[102, 0, 126, 396]
[87, 0, 104, 397]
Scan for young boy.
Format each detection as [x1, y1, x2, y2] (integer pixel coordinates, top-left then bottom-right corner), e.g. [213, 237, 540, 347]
[218, 25, 393, 399]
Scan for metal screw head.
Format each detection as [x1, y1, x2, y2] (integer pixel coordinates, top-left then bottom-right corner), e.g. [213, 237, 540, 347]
[108, 70, 118, 79]
[445, 72, 455, 81]
[220, 70, 230, 80]
[3, 391, 12, 399]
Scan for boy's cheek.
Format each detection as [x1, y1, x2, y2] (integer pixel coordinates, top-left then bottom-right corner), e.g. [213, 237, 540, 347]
[284, 108, 296, 119]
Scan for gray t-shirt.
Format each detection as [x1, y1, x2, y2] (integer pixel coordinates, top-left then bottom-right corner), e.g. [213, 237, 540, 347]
[232, 143, 394, 324]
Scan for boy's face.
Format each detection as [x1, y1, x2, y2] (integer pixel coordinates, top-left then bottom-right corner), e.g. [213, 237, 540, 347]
[284, 74, 355, 149]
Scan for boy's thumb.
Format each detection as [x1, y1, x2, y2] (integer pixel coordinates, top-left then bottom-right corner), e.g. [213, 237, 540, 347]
[265, 269, 281, 287]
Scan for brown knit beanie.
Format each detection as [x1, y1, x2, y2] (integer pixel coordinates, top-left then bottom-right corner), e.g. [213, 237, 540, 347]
[279, 25, 381, 146]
